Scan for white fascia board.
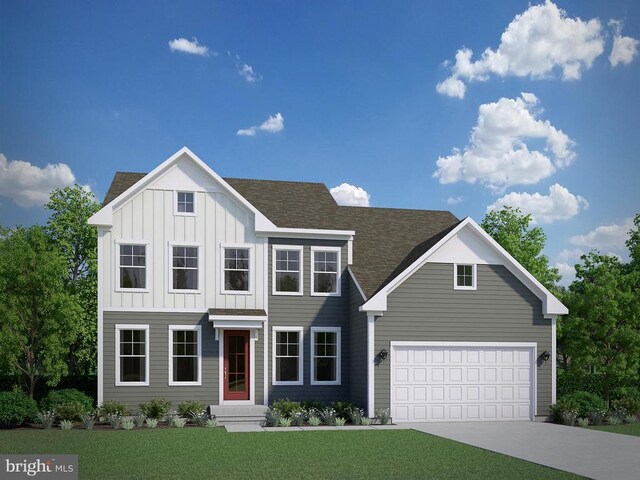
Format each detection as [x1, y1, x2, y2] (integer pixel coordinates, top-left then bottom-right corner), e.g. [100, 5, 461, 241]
[360, 217, 568, 316]
[256, 228, 355, 240]
[88, 146, 278, 231]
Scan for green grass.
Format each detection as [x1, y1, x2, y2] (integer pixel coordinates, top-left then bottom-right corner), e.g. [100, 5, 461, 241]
[587, 423, 640, 437]
[0, 428, 581, 479]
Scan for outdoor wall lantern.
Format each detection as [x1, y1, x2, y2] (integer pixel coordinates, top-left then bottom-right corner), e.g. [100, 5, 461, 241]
[379, 348, 388, 360]
[540, 351, 551, 362]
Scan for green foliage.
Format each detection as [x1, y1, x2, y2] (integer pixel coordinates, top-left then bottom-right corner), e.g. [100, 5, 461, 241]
[307, 415, 321, 426]
[172, 417, 187, 428]
[300, 399, 325, 412]
[611, 397, 640, 416]
[626, 213, 640, 272]
[59, 420, 74, 430]
[0, 391, 38, 428]
[577, 417, 589, 427]
[36, 411, 56, 429]
[550, 392, 606, 423]
[606, 415, 622, 425]
[557, 369, 604, 398]
[55, 403, 88, 422]
[146, 418, 158, 429]
[205, 418, 218, 428]
[270, 398, 302, 418]
[98, 400, 129, 418]
[480, 207, 560, 289]
[122, 419, 135, 430]
[45, 186, 101, 375]
[329, 400, 357, 419]
[81, 414, 96, 430]
[139, 399, 171, 419]
[278, 417, 292, 427]
[360, 416, 372, 426]
[562, 253, 640, 404]
[40, 389, 94, 413]
[334, 417, 347, 426]
[133, 413, 146, 427]
[376, 408, 391, 425]
[176, 400, 205, 418]
[0, 226, 83, 397]
[106, 413, 122, 429]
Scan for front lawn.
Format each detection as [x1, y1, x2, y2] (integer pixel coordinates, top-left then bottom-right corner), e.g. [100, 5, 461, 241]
[587, 423, 640, 437]
[0, 428, 581, 479]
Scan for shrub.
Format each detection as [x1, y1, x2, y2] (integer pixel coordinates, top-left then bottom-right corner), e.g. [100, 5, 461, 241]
[278, 417, 292, 427]
[37, 411, 56, 429]
[551, 392, 606, 422]
[81, 414, 96, 430]
[205, 418, 218, 428]
[611, 397, 640, 417]
[139, 399, 171, 419]
[376, 408, 391, 425]
[588, 409, 606, 426]
[557, 369, 603, 398]
[301, 399, 325, 412]
[98, 400, 129, 418]
[133, 412, 146, 427]
[270, 399, 301, 418]
[176, 401, 205, 418]
[611, 387, 640, 401]
[624, 415, 638, 424]
[172, 417, 187, 428]
[192, 411, 209, 427]
[606, 415, 621, 425]
[576, 417, 589, 427]
[55, 403, 87, 422]
[334, 417, 347, 426]
[0, 391, 38, 428]
[265, 409, 281, 427]
[330, 401, 356, 420]
[349, 407, 364, 425]
[60, 420, 74, 430]
[308, 415, 321, 426]
[122, 419, 135, 430]
[146, 418, 158, 429]
[360, 416, 372, 426]
[290, 410, 305, 426]
[318, 408, 336, 425]
[106, 413, 122, 429]
[40, 389, 93, 413]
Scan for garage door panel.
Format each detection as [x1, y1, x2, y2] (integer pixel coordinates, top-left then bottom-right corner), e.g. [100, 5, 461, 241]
[391, 344, 534, 422]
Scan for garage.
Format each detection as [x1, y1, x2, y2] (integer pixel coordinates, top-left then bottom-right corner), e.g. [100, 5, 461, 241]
[390, 342, 536, 422]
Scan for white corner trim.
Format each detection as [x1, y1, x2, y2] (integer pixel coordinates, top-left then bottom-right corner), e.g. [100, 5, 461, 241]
[271, 326, 304, 386]
[310, 246, 342, 297]
[220, 243, 255, 295]
[453, 263, 477, 291]
[173, 190, 197, 217]
[347, 238, 353, 265]
[167, 241, 204, 294]
[310, 326, 341, 386]
[347, 266, 367, 301]
[271, 245, 304, 296]
[114, 239, 151, 293]
[97, 227, 106, 406]
[367, 314, 375, 417]
[361, 217, 568, 316]
[114, 324, 150, 387]
[551, 316, 557, 404]
[168, 325, 202, 386]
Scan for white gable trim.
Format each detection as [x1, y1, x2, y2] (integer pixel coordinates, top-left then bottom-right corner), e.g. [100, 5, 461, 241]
[360, 217, 567, 316]
[88, 147, 277, 230]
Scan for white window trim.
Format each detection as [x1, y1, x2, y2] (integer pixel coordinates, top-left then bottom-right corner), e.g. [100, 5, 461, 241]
[272, 326, 304, 386]
[310, 326, 341, 386]
[174, 190, 196, 216]
[114, 239, 151, 293]
[310, 246, 342, 297]
[168, 241, 203, 294]
[168, 325, 202, 386]
[272, 245, 304, 296]
[220, 243, 254, 295]
[453, 263, 477, 290]
[115, 324, 150, 387]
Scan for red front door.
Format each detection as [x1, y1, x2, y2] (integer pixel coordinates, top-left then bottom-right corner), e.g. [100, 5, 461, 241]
[223, 330, 250, 401]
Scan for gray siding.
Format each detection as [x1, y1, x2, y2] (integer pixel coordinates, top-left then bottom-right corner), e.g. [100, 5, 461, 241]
[103, 312, 218, 412]
[348, 274, 368, 408]
[374, 263, 552, 416]
[267, 239, 351, 403]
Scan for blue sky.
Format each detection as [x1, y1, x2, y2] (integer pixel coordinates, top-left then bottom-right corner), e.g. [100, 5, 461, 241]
[1, 0, 638, 283]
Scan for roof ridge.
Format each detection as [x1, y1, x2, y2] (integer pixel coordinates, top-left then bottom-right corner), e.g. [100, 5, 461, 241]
[339, 205, 456, 214]
[224, 177, 328, 186]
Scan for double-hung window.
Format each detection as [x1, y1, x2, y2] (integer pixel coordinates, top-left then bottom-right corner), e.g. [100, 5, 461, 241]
[223, 246, 251, 292]
[310, 327, 341, 385]
[169, 325, 201, 386]
[118, 243, 147, 290]
[171, 245, 199, 291]
[311, 247, 341, 296]
[272, 327, 303, 385]
[454, 263, 476, 290]
[116, 325, 149, 386]
[273, 246, 303, 295]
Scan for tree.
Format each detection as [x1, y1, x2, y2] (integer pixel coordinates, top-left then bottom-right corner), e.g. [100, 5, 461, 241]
[0, 226, 83, 397]
[562, 252, 640, 405]
[481, 207, 560, 289]
[626, 213, 640, 272]
[45, 186, 100, 374]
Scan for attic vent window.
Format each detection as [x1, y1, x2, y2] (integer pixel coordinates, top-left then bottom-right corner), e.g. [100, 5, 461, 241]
[176, 191, 195, 214]
[454, 263, 476, 290]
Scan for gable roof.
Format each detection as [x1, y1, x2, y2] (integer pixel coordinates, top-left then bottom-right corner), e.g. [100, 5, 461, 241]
[99, 161, 459, 298]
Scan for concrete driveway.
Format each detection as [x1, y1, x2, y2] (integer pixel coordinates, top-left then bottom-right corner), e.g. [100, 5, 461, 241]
[408, 421, 640, 480]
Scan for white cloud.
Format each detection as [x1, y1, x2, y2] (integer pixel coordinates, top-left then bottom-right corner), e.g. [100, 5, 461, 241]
[433, 93, 575, 191]
[330, 183, 370, 207]
[237, 113, 284, 136]
[608, 20, 639, 67]
[0, 153, 77, 207]
[437, 1, 604, 98]
[168, 37, 211, 56]
[570, 217, 634, 251]
[239, 63, 260, 82]
[447, 196, 464, 205]
[487, 184, 588, 223]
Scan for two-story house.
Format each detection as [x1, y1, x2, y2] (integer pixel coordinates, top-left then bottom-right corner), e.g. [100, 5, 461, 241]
[89, 147, 567, 422]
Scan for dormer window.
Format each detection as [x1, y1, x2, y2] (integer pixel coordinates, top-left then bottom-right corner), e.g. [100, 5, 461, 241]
[454, 263, 476, 290]
[176, 191, 195, 215]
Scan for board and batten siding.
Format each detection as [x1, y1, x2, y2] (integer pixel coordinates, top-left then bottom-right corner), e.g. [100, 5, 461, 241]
[102, 188, 266, 311]
[374, 263, 552, 416]
[267, 238, 351, 403]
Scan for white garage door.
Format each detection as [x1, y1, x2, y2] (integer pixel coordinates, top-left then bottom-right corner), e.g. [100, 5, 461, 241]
[391, 342, 535, 422]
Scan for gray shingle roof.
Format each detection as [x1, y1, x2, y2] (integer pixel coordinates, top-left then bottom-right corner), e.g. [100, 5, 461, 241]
[102, 172, 460, 298]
